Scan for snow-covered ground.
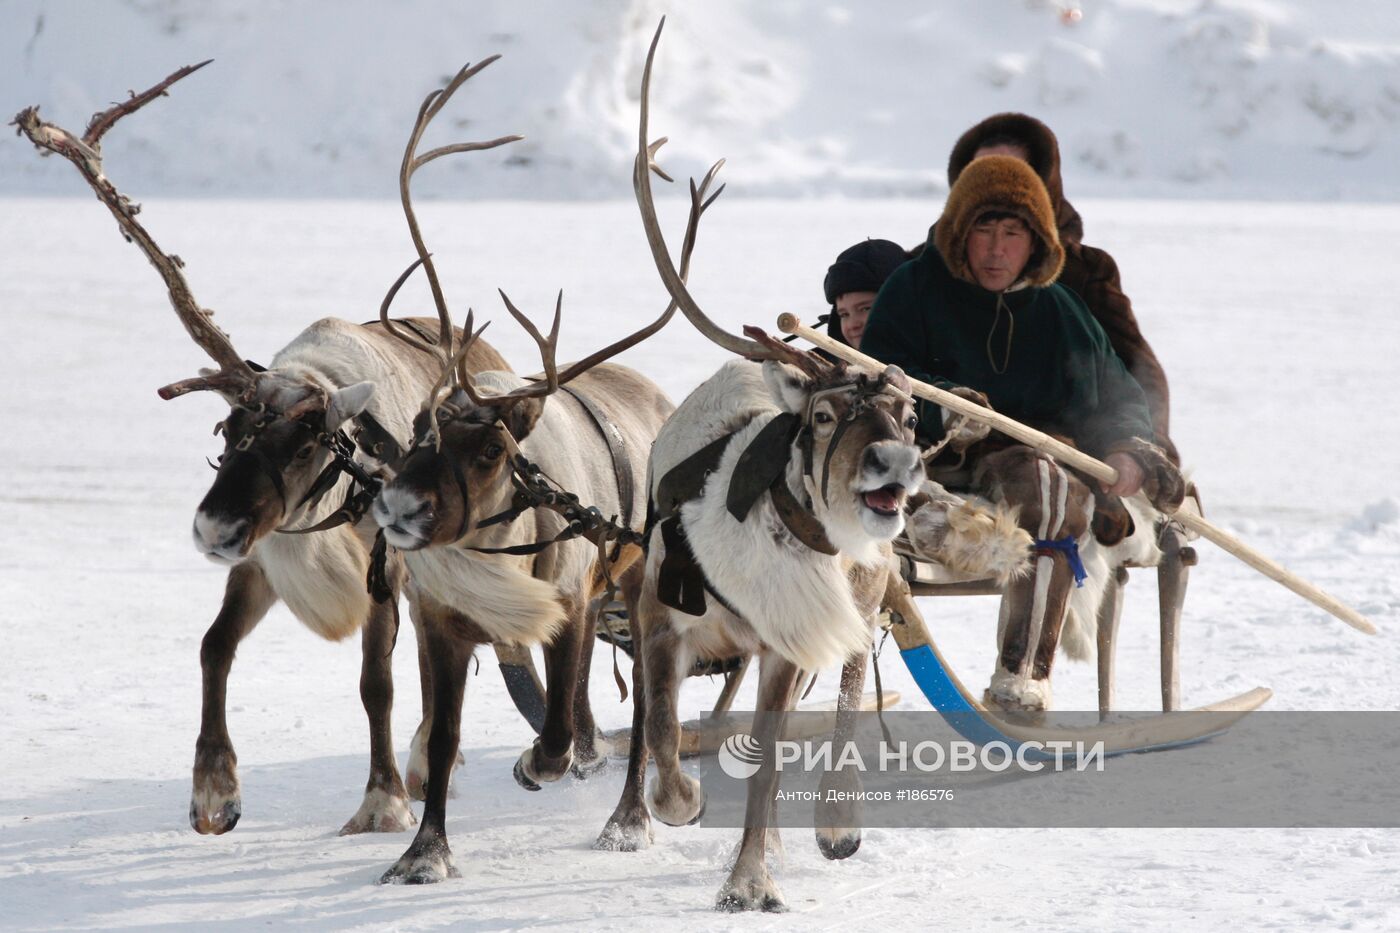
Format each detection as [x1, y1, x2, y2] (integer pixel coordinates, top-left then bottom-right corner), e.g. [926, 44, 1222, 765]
[1, 193, 1397, 929]
[5, 0, 1400, 201]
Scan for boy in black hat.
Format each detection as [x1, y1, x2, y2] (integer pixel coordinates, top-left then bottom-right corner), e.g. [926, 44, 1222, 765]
[822, 238, 908, 349]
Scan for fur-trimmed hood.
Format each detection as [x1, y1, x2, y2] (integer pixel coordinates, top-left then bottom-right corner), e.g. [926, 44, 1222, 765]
[933, 155, 1065, 289]
[946, 111, 1084, 246]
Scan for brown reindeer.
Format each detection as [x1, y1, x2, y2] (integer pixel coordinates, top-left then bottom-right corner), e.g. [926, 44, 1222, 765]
[594, 23, 925, 912]
[14, 63, 511, 837]
[366, 54, 721, 885]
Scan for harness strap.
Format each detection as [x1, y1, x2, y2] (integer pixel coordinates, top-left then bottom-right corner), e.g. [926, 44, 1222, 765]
[367, 528, 393, 603]
[353, 410, 405, 465]
[560, 385, 635, 530]
[726, 412, 799, 522]
[464, 521, 585, 556]
[279, 424, 401, 536]
[769, 474, 838, 555]
[654, 430, 734, 523]
[293, 457, 345, 513]
[656, 517, 742, 618]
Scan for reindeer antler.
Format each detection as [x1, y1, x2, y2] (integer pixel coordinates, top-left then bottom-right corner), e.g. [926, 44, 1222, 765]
[13, 60, 257, 399]
[634, 19, 780, 362]
[741, 325, 843, 380]
[381, 46, 723, 429]
[376, 56, 524, 442]
[379, 55, 523, 365]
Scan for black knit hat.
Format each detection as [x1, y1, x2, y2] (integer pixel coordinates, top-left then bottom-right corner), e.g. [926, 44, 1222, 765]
[823, 238, 908, 305]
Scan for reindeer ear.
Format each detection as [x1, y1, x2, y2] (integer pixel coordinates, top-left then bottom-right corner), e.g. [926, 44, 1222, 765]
[762, 360, 812, 415]
[326, 382, 376, 429]
[504, 397, 546, 442]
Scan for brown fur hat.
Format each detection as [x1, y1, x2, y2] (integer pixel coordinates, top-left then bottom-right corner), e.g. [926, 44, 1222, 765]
[946, 112, 1083, 245]
[934, 154, 1066, 289]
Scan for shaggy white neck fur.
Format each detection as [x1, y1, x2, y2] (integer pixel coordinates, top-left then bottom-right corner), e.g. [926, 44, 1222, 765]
[682, 410, 877, 672]
[403, 548, 566, 646]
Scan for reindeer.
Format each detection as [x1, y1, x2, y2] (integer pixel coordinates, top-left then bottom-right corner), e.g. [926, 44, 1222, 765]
[365, 54, 722, 886]
[14, 62, 512, 837]
[590, 23, 929, 913]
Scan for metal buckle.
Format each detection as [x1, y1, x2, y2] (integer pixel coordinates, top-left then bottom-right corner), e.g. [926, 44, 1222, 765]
[235, 433, 255, 451]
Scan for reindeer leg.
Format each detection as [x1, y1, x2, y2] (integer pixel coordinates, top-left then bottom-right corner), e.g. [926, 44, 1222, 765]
[595, 577, 652, 851]
[340, 590, 416, 835]
[191, 561, 277, 835]
[405, 596, 432, 801]
[815, 650, 867, 860]
[568, 604, 608, 778]
[404, 594, 467, 802]
[380, 609, 477, 885]
[716, 651, 799, 914]
[643, 606, 703, 827]
[514, 596, 584, 790]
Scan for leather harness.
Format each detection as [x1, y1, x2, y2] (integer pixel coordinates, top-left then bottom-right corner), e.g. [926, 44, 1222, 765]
[651, 411, 839, 618]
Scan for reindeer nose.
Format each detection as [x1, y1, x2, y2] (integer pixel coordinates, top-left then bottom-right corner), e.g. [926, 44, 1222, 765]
[863, 447, 889, 474]
[373, 486, 434, 529]
[192, 513, 249, 557]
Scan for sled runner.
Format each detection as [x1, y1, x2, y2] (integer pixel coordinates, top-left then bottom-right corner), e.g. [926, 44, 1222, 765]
[883, 552, 1272, 757]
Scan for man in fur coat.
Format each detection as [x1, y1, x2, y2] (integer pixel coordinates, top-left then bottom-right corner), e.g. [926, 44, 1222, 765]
[941, 113, 1178, 462]
[861, 155, 1184, 712]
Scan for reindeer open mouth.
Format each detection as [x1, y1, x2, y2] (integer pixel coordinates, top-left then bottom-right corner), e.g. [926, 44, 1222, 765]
[860, 484, 906, 517]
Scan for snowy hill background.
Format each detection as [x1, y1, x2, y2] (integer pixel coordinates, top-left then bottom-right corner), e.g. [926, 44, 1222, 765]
[5, 0, 1400, 201]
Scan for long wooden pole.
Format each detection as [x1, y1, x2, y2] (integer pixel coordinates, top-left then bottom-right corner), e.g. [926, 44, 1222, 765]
[776, 313, 1377, 636]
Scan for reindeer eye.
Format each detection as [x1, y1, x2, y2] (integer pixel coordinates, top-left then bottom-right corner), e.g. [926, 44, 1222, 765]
[482, 442, 505, 461]
[295, 443, 316, 460]
[813, 411, 834, 425]
[905, 414, 919, 430]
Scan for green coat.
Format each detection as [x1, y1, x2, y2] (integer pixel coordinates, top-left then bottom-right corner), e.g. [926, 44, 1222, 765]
[859, 248, 1154, 460]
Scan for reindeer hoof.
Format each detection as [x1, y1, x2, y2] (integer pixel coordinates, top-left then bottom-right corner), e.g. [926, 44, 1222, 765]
[191, 743, 242, 834]
[647, 773, 705, 827]
[339, 788, 417, 835]
[189, 793, 241, 835]
[715, 877, 787, 913]
[379, 838, 459, 885]
[570, 750, 609, 781]
[816, 827, 862, 861]
[593, 816, 654, 852]
[514, 741, 573, 792]
[513, 757, 542, 792]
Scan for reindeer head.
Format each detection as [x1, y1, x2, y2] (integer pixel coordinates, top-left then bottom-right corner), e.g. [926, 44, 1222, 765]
[756, 336, 922, 554]
[373, 382, 544, 550]
[190, 374, 376, 562]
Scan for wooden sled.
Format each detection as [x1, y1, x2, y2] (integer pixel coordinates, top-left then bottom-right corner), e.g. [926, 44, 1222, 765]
[885, 512, 1272, 756]
[492, 507, 1269, 759]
